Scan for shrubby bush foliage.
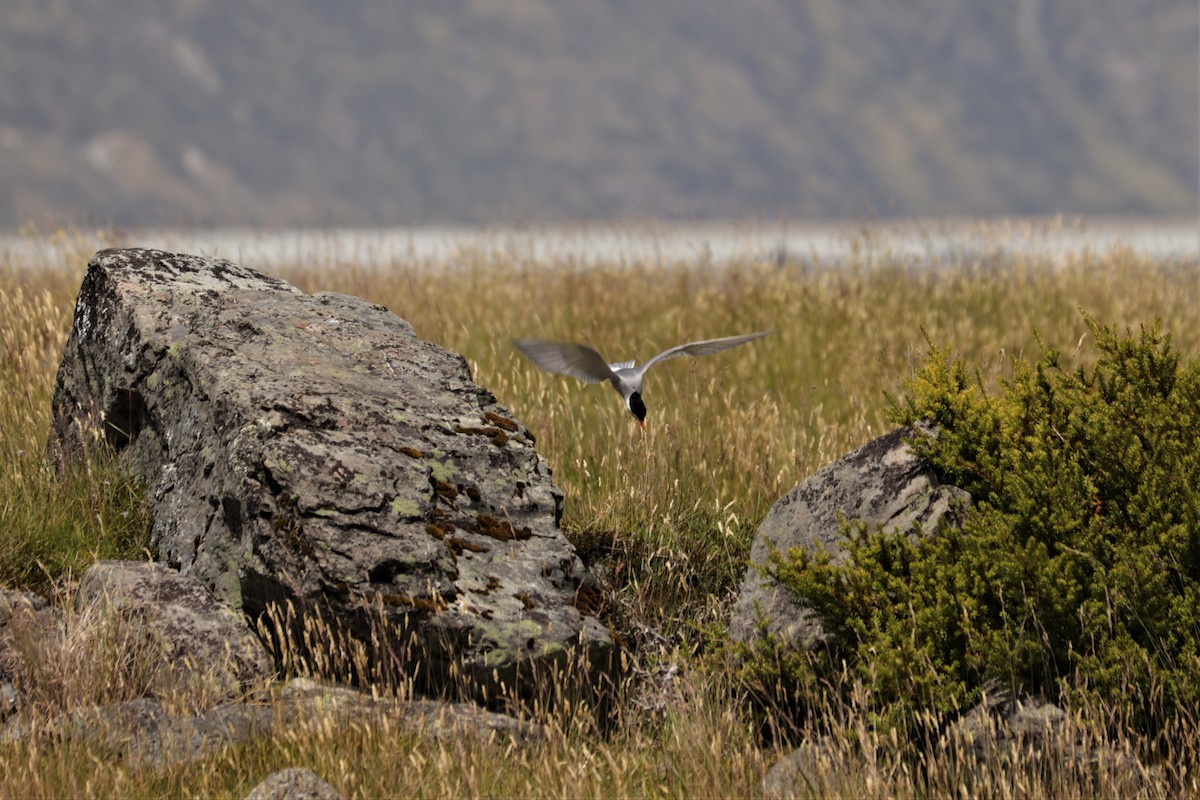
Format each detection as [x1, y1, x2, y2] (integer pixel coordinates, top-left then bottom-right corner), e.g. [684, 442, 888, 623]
[762, 317, 1200, 734]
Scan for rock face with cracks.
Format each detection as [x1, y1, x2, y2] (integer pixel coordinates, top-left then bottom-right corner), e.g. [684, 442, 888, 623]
[48, 248, 612, 698]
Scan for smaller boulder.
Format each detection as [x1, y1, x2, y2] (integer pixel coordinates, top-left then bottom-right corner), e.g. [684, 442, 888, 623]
[1, 696, 168, 750]
[0, 589, 59, 721]
[762, 735, 867, 799]
[246, 769, 342, 800]
[0, 591, 56, 673]
[0, 682, 16, 723]
[3, 677, 539, 769]
[730, 425, 969, 649]
[0, 590, 50, 618]
[942, 695, 1157, 792]
[1, 695, 273, 769]
[77, 561, 273, 703]
[279, 676, 543, 742]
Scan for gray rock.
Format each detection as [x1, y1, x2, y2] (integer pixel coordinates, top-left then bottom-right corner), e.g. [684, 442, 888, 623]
[246, 768, 342, 800]
[761, 736, 865, 799]
[0, 682, 16, 722]
[47, 248, 612, 702]
[77, 560, 273, 703]
[0, 590, 49, 618]
[0, 589, 59, 718]
[163, 701, 276, 766]
[0, 590, 55, 679]
[943, 696, 1157, 792]
[949, 696, 1084, 762]
[1, 696, 169, 750]
[730, 425, 969, 649]
[278, 676, 543, 742]
[3, 678, 537, 770]
[1, 695, 269, 768]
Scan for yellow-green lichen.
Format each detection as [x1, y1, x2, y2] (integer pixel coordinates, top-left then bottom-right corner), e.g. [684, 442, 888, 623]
[429, 459, 458, 482]
[391, 497, 421, 517]
[475, 618, 563, 669]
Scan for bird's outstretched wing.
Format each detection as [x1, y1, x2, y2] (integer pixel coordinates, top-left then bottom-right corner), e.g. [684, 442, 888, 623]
[514, 339, 617, 384]
[636, 330, 773, 374]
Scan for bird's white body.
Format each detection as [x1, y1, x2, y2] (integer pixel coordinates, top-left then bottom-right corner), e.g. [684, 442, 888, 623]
[514, 330, 772, 426]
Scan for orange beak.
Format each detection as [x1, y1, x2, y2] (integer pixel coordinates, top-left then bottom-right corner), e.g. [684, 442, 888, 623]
[639, 419, 646, 432]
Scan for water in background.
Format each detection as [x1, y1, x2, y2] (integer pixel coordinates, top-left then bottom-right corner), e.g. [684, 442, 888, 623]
[3, 218, 1196, 272]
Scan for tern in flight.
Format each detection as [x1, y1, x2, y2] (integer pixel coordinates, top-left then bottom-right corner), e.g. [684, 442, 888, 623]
[514, 330, 773, 429]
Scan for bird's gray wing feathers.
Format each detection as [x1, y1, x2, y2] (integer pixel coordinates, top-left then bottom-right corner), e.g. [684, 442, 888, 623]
[514, 339, 617, 384]
[637, 330, 773, 374]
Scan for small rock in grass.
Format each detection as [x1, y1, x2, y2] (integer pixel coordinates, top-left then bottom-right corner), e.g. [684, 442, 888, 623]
[246, 768, 342, 800]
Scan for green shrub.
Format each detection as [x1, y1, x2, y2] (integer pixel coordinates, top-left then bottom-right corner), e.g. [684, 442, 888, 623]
[759, 316, 1200, 735]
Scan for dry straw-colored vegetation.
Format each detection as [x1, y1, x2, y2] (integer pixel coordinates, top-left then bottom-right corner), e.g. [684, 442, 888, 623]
[0, 222, 1197, 797]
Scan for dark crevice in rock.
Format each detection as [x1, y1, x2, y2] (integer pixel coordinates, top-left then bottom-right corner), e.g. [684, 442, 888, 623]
[367, 560, 411, 584]
[103, 388, 149, 450]
[221, 495, 244, 539]
[258, 465, 286, 498]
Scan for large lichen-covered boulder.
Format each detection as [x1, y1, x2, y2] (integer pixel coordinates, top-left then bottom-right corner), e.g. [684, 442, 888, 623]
[729, 425, 969, 650]
[48, 248, 612, 698]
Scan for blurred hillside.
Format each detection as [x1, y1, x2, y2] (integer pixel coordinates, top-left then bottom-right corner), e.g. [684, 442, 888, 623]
[1, 0, 1196, 226]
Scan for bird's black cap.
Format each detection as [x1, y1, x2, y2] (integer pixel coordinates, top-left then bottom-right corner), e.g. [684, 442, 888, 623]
[628, 391, 646, 422]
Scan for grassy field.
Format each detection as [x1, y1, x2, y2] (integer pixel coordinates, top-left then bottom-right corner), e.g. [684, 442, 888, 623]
[1, 224, 1198, 797]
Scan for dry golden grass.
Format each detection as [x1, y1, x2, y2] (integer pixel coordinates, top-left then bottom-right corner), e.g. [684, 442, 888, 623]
[283, 237, 1200, 641]
[0, 224, 1197, 797]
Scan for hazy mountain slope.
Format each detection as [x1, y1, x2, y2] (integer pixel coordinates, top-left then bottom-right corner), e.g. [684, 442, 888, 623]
[0, 0, 1195, 226]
